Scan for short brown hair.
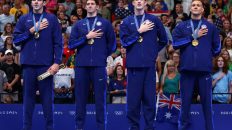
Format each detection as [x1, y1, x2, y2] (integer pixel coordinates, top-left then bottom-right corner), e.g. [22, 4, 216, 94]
[191, 0, 204, 7]
[86, 0, 99, 5]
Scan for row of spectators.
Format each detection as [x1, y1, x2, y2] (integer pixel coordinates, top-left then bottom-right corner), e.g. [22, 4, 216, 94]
[0, 0, 231, 104]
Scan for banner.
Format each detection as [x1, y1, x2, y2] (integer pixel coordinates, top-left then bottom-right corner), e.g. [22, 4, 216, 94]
[0, 104, 232, 130]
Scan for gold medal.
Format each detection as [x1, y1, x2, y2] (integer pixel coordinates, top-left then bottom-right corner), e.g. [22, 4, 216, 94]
[34, 32, 40, 39]
[137, 36, 143, 43]
[192, 39, 199, 46]
[88, 39, 94, 45]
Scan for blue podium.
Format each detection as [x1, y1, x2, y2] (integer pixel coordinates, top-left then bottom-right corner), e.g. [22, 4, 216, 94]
[0, 104, 232, 130]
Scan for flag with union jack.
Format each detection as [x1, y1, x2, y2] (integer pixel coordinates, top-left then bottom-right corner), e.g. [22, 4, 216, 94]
[155, 93, 181, 124]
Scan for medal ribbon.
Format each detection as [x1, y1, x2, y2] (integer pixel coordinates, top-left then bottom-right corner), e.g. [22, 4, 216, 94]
[86, 17, 98, 32]
[33, 13, 44, 34]
[134, 14, 145, 30]
[190, 19, 202, 40]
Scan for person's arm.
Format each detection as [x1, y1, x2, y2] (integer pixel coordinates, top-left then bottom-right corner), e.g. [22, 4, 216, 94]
[159, 74, 165, 94]
[228, 80, 232, 103]
[3, 71, 8, 90]
[69, 69, 75, 92]
[47, 15, 63, 75]
[155, 17, 168, 52]
[156, 56, 162, 79]
[106, 21, 116, 56]
[14, 53, 19, 65]
[172, 22, 193, 50]
[212, 25, 221, 56]
[7, 74, 20, 89]
[13, 15, 33, 46]
[119, 18, 140, 47]
[0, 52, 6, 62]
[52, 15, 63, 65]
[69, 78, 74, 92]
[212, 72, 225, 87]
[68, 22, 95, 49]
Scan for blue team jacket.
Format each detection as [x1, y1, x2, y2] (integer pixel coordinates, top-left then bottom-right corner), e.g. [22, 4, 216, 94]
[68, 16, 116, 67]
[172, 18, 221, 72]
[119, 13, 167, 67]
[13, 12, 63, 65]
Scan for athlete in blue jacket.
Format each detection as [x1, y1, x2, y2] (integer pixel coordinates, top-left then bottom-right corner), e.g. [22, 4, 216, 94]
[172, 1, 221, 130]
[120, 0, 167, 129]
[68, 0, 116, 130]
[13, 0, 63, 130]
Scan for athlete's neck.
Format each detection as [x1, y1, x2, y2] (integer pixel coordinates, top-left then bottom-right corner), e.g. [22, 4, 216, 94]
[134, 9, 145, 16]
[87, 12, 97, 17]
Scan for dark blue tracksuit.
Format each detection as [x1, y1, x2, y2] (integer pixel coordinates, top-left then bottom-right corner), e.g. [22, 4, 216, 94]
[13, 12, 63, 130]
[120, 13, 167, 130]
[172, 18, 221, 130]
[68, 16, 116, 130]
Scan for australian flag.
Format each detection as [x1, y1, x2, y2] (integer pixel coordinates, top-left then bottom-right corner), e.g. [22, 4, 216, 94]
[156, 93, 181, 124]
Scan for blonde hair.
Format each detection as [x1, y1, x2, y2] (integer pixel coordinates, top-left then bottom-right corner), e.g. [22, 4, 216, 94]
[161, 60, 176, 85]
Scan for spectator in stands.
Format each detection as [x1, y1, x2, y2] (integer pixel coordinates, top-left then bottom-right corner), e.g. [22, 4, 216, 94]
[14, 9, 23, 23]
[164, 0, 174, 11]
[1, 23, 13, 40]
[166, 44, 174, 60]
[156, 0, 168, 11]
[213, 8, 224, 30]
[182, 0, 192, 15]
[57, 11, 69, 33]
[172, 50, 180, 70]
[160, 14, 173, 32]
[223, 37, 232, 61]
[222, 19, 232, 38]
[109, 64, 127, 104]
[156, 55, 162, 81]
[66, 15, 78, 34]
[172, 1, 221, 129]
[200, 0, 210, 18]
[45, 0, 58, 14]
[54, 55, 74, 104]
[9, 0, 28, 15]
[158, 14, 173, 70]
[113, 46, 126, 71]
[0, 23, 13, 49]
[0, 4, 14, 34]
[212, 56, 232, 104]
[0, 49, 21, 95]
[150, 1, 167, 13]
[112, 20, 121, 38]
[106, 55, 114, 77]
[114, 0, 132, 20]
[71, 0, 87, 19]
[57, 3, 66, 14]
[119, 0, 167, 129]
[0, 35, 19, 64]
[171, 3, 189, 24]
[62, 0, 75, 17]
[98, 0, 111, 21]
[2, 94, 14, 103]
[63, 33, 74, 64]
[160, 59, 180, 94]
[220, 48, 232, 71]
[0, 69, 8, 103]
[66, 51, 75, 68]
[227, 6, 232, 22]
[73, 7, 85, 20]
[21, 0, 29, 13]
[68, 0, 116, 129]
